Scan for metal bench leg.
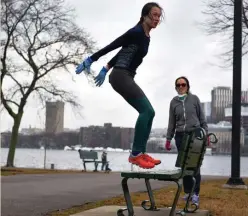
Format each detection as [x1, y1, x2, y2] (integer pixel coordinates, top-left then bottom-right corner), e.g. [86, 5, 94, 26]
[93, 161, 98, 172]
[184, 177, 198, 213]
[168, 178, 182, 216]
[141, 179, 159, 211]
[117, 177, 134, 216]
[83, 162, 86, 172]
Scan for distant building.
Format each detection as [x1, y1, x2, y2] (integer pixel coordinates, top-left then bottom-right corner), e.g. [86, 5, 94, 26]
[20, 126, 44, 135]
[224, 102, 248, 134]
[200, 102, 211, 123]
[211, 87, 232, 123]
[45, 101, 64, 134]
[211, 86, 248, 123]
[1, 131, 79, 149]
[208, 121, 245, 155]
[150, 128, 166, 138]
[63, 128, 80, 132]
[79, 123, 134, 150]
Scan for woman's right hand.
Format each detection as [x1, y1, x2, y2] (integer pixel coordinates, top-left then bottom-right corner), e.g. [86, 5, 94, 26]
[94, 66, 108, 87]
[165, 140, 171, 151]
[75, 56, 93, 74]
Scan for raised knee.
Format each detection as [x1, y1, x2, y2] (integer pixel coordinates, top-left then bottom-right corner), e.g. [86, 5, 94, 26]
[147, 107, 155, 118]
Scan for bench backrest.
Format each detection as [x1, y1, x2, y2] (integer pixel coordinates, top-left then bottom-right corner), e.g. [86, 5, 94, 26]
[175, 128, 207, 177]
[79, 150, 98, 160]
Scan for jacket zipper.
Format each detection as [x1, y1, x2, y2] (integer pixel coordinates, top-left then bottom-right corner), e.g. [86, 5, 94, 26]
[182, 100, 186, 131]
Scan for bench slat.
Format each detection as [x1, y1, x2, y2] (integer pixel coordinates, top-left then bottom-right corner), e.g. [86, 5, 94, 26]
[79, 150, 98, 160]
[121, 169, 182, 180]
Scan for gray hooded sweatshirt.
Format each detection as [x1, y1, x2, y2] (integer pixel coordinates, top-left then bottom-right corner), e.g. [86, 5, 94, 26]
[166, 93, 208, 140]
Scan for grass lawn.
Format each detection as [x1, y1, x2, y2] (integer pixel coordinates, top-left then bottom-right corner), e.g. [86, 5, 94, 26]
[47, 178, 248, 216]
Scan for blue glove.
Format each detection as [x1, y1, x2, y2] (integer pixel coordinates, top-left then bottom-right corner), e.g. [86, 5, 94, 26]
[75, 57, 93, 74]
[94, 66, 108, 87]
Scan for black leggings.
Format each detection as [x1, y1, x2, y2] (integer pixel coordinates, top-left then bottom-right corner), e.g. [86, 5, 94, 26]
[175, 132, 201, 195]
[109, 68, 155, 153]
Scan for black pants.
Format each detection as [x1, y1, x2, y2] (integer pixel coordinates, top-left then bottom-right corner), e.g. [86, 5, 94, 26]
[175, 132, 201, 195]
[109, 68, 155, 153]
[101, 162, 110, 171]
[101, 162, 107, 171]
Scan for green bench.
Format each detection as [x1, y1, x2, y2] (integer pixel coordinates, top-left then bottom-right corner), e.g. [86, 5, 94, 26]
[117, 128, 218, 216]
[78, 150, 109, 172]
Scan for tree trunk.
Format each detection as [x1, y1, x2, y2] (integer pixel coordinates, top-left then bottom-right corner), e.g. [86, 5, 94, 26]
[6, 111, 23, 167]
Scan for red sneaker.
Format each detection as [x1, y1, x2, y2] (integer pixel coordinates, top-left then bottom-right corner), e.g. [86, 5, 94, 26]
[143, 154, 161, 165]
[129, 154, 155, 169]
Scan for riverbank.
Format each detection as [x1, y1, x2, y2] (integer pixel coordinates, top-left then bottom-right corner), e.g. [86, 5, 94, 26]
[47, 178, 248, 216]
[1, 167, 83, 176]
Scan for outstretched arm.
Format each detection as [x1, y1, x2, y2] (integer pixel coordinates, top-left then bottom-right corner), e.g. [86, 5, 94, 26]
[90, 28, 136, 62]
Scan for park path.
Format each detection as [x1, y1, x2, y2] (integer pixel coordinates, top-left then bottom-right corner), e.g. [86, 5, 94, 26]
[1, 172, 225, 216]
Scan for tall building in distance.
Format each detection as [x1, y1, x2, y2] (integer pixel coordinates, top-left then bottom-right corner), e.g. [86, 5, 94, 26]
[211, 87, 232, 123]
[225, 102, 248, 134]
[45, 100, 65, 134]
[200, 102, 211, 123]
[211, 86, 248, 123]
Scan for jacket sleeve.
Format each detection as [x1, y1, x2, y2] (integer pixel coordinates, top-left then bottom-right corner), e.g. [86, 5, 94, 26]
[166, 100, 176, 140]
[195, 95, 208, 134]
[90, 28, 137, 62]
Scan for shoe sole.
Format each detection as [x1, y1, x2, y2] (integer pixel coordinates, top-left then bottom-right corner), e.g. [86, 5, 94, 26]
[182, 197, 199, 207]
[129, 161, 155, 169]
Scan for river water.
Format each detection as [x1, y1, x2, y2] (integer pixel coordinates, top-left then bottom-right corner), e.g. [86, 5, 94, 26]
[1, 148, 248, 177]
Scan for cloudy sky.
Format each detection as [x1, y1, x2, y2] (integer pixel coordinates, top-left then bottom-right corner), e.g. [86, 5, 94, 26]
[1, 0, 248, 132]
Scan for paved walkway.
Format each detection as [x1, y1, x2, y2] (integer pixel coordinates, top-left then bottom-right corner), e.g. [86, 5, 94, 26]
[71, 206, 209, 216]
[1, 172, 225, 216]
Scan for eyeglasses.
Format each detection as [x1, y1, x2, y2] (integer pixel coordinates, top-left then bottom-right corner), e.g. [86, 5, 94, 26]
[176, 83, 187, 88]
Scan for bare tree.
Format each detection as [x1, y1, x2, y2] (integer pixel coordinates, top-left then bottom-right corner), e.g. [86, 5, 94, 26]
[201, 0, 248, 67]
[1, 0, 96, 167]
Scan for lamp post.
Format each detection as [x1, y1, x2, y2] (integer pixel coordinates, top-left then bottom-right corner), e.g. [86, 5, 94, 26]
[225, 0, 246, 187]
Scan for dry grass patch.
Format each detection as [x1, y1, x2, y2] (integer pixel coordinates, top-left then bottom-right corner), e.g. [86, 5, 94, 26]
[48, 178, 248, 216]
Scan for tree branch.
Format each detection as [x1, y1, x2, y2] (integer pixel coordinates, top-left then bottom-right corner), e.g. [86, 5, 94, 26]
[34, 84, 82, 108]
[200, 0, 248, 66]
[5, 99, 20, 108]
[243, 3, 248, 29]
[1, 0, 39, 82]
[1, 93, 17, 120]
[1, 0, 95, 122]
[5, 73, 25, 96]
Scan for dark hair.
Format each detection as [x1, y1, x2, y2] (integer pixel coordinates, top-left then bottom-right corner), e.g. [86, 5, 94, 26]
[138, 2, 164, 24]
[175, 76, 190, 93]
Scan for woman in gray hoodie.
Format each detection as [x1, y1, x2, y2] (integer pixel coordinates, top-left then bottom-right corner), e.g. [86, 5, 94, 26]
[165, 76, 209, 206]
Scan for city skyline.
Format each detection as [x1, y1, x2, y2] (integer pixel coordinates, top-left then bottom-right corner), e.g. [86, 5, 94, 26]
[2, 85, 248, 133]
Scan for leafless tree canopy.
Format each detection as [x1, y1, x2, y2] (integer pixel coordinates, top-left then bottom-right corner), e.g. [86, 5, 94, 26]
[1, 0, 96, 118]
[201, 0, 248, 66]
